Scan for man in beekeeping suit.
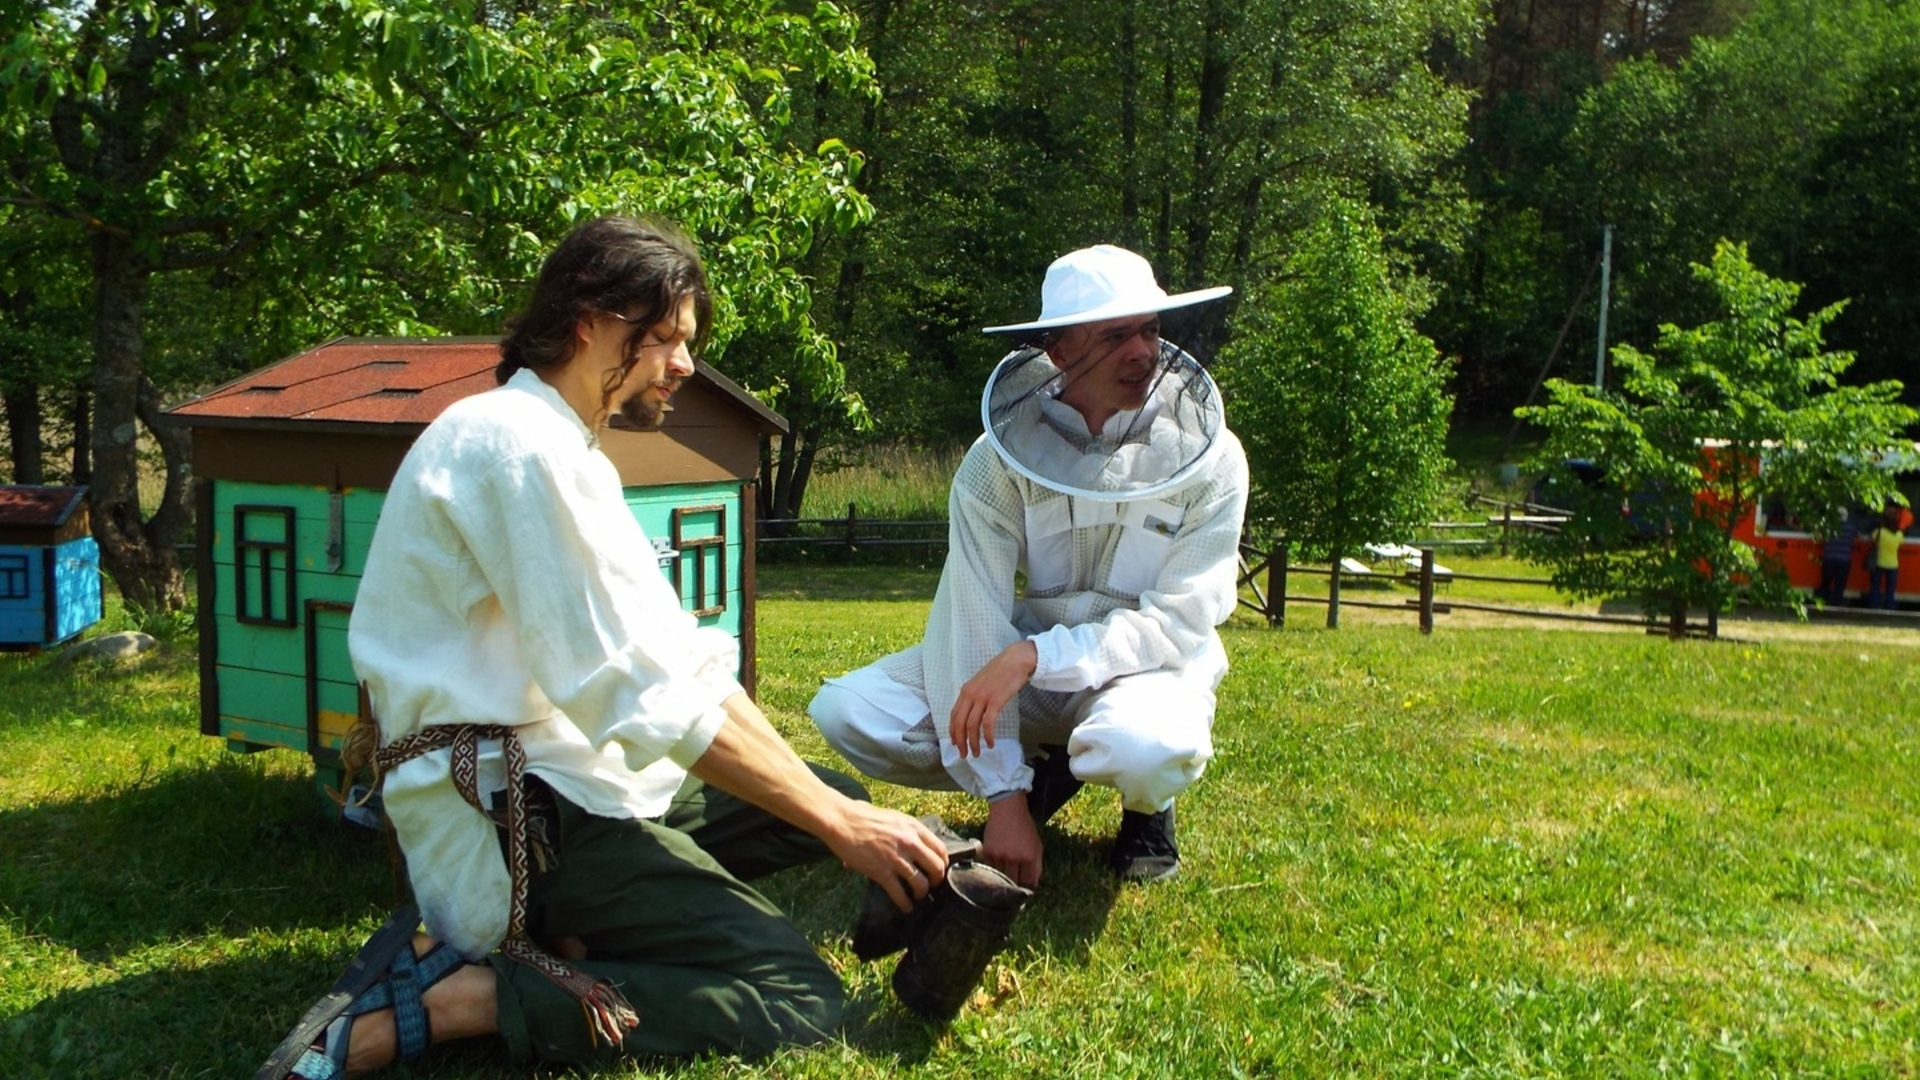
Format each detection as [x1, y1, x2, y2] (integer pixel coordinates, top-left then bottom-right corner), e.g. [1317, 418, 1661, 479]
[812, 244, 1248, 889]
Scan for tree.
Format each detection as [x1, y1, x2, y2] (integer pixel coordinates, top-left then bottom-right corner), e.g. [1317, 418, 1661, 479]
[1217, 200, 1455, 628]
[1546, 0, 1920, 402]
[783, 0, 1480, 518]
[1518, 241, 1917, 637]
[0, 213, 92, 484]
[2, 1, 874, 613]
[1798, 47, 1920, 395]
[1436, 0, 1753, 416]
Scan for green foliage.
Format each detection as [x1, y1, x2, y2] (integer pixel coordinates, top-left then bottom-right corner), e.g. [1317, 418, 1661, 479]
[1430, 0, 1920, 420]
[0, 213, 90, 483]
[797, 0, 1480, 450]
[1799, 43, 1920, 393]
[1, 0, 878, 607]
[1219, 200, 1455, 570]
[1556, 0, 1920, 396]
[1519, 241, 1919, 630]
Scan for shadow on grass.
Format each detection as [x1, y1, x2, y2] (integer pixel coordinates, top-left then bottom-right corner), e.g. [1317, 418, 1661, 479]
[753, 818, 1121, 1066]
[2, 945, 537, 1080]
[0, 639, 201, 734]
[756, 564, 942, 603]
[0, 757, 397, 957]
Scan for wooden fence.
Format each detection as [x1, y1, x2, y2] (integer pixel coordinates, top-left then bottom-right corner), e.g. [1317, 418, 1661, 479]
[1232, 542, 1694, 635]
[758, 504, 947, 555]
[758, 498, 1713, 635]
[759, 495, 1572, 559]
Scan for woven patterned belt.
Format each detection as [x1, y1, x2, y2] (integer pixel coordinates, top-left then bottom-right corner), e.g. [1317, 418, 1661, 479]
[376, 724, 639, 1046]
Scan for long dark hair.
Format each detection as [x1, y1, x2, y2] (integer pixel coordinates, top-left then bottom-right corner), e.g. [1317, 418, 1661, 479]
[496, 215, 712, 386]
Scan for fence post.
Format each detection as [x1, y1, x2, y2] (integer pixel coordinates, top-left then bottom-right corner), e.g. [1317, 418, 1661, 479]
[844, 502, 858, 561]
[1418, 548, 1435, 635]
[1501, 502, 1512, 557]
[1267, 542, 1287, 627]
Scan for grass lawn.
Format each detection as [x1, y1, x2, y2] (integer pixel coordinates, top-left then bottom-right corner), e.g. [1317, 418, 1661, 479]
[2, 567, 1915, 1078]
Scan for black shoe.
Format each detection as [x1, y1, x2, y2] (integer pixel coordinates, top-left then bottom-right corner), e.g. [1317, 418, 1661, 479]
[1109, 805, 1179, 882]
[1024, 745, 1084, 827]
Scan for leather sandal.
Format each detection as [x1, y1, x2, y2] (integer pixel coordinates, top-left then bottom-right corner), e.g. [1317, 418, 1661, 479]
[254, 906, 468, 1080]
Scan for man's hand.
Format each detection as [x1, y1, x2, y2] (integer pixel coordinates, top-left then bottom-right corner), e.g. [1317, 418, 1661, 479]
[949, 639, 1038, 758]
[691, 692, 949, 913]
[824, 800, 952, 913]
[981, 795, 1044, 889]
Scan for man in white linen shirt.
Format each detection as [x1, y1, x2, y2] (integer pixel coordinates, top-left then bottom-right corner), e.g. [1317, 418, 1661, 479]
[810, 244, 1247, 890]
[256, 216, 948, 1080]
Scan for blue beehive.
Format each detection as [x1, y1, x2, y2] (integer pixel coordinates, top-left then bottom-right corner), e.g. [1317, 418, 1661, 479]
[0, 485, 103, 650]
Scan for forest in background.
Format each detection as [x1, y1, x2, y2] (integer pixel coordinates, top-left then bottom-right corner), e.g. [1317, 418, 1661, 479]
[5, 0, 1918, 606]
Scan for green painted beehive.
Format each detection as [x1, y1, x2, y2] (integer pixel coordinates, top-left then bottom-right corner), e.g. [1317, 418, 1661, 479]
[163, 338, 784, 787]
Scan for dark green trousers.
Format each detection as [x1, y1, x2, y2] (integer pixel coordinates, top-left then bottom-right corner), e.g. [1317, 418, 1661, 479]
[488, 766, 865, 1064]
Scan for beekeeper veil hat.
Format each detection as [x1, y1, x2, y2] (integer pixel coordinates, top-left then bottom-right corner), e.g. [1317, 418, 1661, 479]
[980, 245, 1231, 501]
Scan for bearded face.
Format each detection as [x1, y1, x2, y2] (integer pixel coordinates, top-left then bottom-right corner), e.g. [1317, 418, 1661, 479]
[616, 390, 668, 430]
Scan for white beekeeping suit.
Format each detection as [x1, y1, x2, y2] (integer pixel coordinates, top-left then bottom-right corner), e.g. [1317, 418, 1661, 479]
[811, 243, 1247, 883]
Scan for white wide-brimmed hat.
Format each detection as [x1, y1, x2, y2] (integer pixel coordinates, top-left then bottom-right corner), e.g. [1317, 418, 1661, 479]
[982, 244, 1232, 335]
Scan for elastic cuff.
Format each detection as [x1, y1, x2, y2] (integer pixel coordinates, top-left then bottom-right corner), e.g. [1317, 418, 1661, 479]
[1027, 630, 1057, 683]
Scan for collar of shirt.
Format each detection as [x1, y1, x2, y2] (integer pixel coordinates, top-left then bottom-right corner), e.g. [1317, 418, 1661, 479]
[505, 366, 596, 447]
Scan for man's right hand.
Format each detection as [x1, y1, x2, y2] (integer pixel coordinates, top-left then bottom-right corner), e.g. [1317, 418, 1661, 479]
[825, 800, 951, 913]
[949, 640, 1038, 758]
[981, 796, 1044, 888]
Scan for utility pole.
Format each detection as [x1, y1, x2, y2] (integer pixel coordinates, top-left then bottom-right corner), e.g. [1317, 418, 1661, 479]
[1594, 223, 1614, 389]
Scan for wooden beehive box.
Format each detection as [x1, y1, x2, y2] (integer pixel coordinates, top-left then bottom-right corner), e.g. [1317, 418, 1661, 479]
[0, 485, 102, 650]
[162, 337, 785, 786]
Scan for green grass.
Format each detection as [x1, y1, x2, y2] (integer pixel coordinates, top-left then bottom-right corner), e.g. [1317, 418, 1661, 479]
[2, 570, 1916, 1078]
[798, 443, 968, 522]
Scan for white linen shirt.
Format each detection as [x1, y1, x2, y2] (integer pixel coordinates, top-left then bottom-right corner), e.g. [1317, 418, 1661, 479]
[349, 368, 735, 959]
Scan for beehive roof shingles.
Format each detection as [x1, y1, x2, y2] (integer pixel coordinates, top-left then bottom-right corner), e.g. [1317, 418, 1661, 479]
[0, 485, 87, 528]
[168, 338, 499, 428]
[166, 337, 785, 437]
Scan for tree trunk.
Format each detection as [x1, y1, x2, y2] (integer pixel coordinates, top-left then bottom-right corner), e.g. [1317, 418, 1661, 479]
[766, 439, 791, 522]
[757, 435, 777, 525]
[1119, 0, 1140, 245]
[1153, 50, 1175, 270]
[1184, 0, 1233, 285]
[790, 437, 818, 519]
[89, 231, 188, 614]
[69, 389, 91, 486]
[1229, 49, 1289, 282]
[3, 385, 44, 485]
[0, 284, 46, 485]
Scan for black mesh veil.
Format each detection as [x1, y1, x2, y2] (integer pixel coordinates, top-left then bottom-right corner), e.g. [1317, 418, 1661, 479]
[980, 338, 1225, 501]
